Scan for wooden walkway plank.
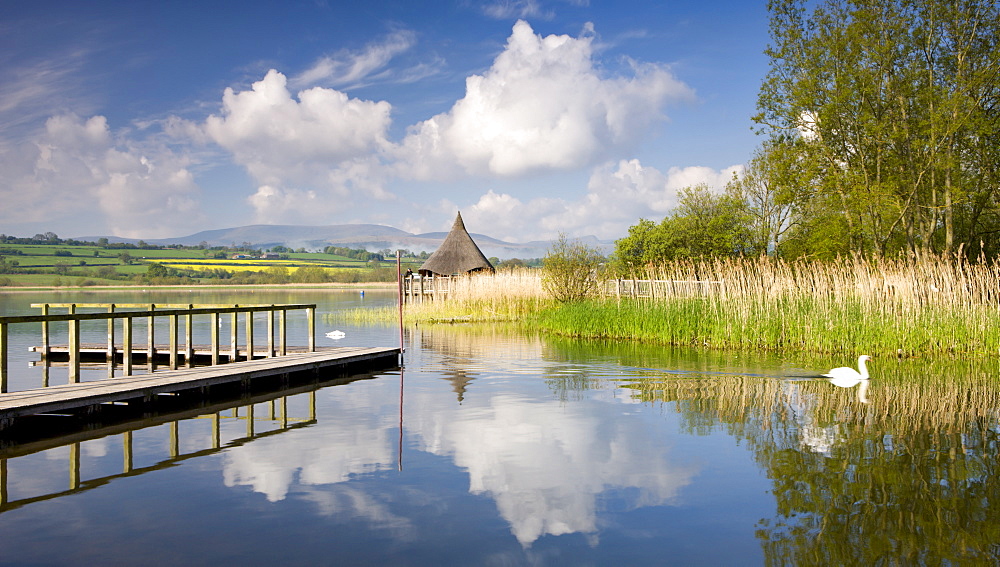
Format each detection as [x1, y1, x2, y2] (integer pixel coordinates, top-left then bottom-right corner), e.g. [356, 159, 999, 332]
[0, 346, 399, 423]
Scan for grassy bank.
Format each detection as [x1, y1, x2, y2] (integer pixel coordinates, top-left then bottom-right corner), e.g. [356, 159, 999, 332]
[535, 296, 1000, 355]
[391, 256, 1000, 357]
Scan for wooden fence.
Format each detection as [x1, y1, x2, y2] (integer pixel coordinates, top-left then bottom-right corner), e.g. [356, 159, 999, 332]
[600, 279, 725, 299]
[402, 274, 452, 303]
[0, 303, 317, 392]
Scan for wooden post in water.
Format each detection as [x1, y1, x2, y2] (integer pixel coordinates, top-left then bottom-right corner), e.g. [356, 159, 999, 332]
[212, 413, 221, 449]
[397, 250, 404, 360]
[69, 443, 80, 490]
[185, 304, 194, 368]
[41, 304, 50, 357]
[246, 404, 255, 437]
[267, 307, 275, 358]
[211, 312, 220, 365]
[279, 309, 287, 356]
[123, 431, 133, 473]
[123, 316, 133, 376]
[169, 421, 179, 458]
[169, 313, 179, 370]
[68, 304, 80, 383]
[245, 309, 254, 361]
[0, 322, 7, 393]
[106, 304, 116, 364]
[307, 307, 315, 352]
[231, 308, 239, 362]
[147, 304, 156, 372]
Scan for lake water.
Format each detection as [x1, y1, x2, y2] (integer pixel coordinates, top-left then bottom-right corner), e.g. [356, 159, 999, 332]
[1, 288, 998, 565]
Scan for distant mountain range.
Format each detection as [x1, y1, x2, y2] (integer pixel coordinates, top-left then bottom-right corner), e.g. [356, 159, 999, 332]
[75, 224, 615, 259]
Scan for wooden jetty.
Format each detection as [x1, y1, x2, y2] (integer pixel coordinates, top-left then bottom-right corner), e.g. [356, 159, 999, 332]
[0, 303, 401, 431]
[0, 346, 397, 429]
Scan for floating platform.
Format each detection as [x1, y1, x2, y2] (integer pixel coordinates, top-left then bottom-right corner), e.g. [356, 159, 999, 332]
[0, 346, 399, 429]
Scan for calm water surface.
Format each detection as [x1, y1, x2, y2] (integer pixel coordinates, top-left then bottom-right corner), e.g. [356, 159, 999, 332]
[0, 288, 998, 565]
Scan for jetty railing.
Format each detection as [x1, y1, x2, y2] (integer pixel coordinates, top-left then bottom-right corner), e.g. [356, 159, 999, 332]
[402, 274, 451, 302]
[0, 303, 317, 393]
[600, 279, 725, 299]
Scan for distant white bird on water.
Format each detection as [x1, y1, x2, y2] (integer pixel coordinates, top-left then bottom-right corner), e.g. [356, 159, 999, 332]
[823, 354, 871, 386]
[326, 330, 346, 340]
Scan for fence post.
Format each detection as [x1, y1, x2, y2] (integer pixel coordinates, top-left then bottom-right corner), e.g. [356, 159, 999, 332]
[68, 304, 80, 383]
[267, 307, 275, 357]
[147, 304, 156, 372]
[123, 316, 133, 376]
[245, 308, 254, 361]
[169, 313, 179, 370]
[231, 307, 239, 362]
[185, 304, 194, 368]
[307, 306, 315, 352]
[279, 309, 287, 356]
[211, 312, 220, 365]
[41, 304, 50, 357]
[0, 322, 7, 393]
[107, 304, 116, 364]
[123, 431, 133, 473]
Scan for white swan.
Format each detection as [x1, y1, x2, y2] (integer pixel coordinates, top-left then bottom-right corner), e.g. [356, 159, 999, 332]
[823, 355, 872, 403]
[823, 354, 871, 385]
[325, 330, 346, 340]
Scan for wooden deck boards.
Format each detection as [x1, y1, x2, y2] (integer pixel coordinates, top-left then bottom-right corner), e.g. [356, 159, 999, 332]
[0, 346, 399, 422]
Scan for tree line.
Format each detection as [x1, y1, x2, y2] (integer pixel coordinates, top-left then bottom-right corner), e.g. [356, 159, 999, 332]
[615, 0, 1000, 269]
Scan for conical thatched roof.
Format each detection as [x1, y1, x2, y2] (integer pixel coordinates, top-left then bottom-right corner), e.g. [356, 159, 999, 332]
[419, 212, 495, 276]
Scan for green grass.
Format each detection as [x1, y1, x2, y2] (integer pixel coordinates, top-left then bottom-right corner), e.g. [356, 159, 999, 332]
[535, 296, 1000, 356]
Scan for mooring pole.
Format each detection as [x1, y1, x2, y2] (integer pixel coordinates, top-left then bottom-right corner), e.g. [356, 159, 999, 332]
[397, 250, 404, 362]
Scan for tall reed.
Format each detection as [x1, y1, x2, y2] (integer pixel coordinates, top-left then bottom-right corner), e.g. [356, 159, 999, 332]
[335, 267, 549, 325]
[405, 267, 549, 322]
[543, 253, 1000, 356]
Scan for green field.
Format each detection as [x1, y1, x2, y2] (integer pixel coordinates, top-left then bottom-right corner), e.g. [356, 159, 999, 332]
[0, 242, 422, 287]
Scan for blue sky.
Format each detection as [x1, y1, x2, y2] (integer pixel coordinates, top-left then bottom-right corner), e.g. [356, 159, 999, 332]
[0, 0, 771, 243]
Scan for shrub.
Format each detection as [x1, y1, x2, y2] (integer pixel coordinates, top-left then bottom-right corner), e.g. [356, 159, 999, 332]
[542, 234, 604, 302]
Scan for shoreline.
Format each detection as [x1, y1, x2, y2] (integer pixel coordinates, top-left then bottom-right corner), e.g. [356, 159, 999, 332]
[0, 282, 398, 293]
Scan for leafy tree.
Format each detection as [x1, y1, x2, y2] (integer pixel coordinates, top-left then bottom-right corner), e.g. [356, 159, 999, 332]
[542, 234, 604, 302]
[756, 0, 1000, 257]
[145, 263, 168, 279]
[291, 265, 329, 283]
[614, 184, 757, 269]
[263, 266, 290, 284]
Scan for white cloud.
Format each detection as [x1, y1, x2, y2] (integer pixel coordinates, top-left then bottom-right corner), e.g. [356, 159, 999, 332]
[202, 70, 395, 223]
[460, 159, 743, 241]
[483, 0, 553, 20]
[0, 114, 203, 238]
[291, 29, 419, 89]
[396, 20, 694, 180]
[0, 51, 98, 149]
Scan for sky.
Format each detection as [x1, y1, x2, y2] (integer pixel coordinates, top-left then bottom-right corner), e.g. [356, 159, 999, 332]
[0, 0, 771, 244]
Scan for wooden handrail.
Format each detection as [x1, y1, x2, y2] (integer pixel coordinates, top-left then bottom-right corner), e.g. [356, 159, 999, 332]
[0, 304, 318, 393]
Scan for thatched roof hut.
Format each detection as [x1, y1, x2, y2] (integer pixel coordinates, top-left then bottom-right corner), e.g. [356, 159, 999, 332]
[419, 212, 495, 276]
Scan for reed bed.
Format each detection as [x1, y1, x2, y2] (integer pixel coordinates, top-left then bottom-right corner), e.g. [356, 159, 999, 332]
[334, 268, 548, 325]
[346, 255, 1000, 356]
[402, 268, 549, 323]
[541, 254, 1000, 356]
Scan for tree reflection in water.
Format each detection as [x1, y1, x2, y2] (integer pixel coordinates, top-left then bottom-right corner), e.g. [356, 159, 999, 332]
[610, 351, 1000, 565]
